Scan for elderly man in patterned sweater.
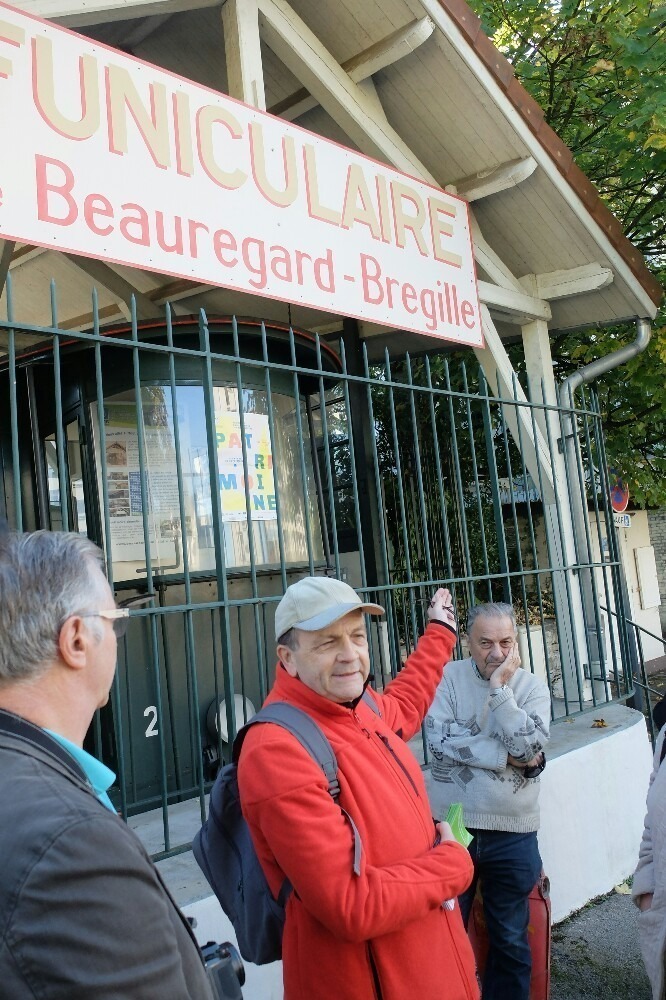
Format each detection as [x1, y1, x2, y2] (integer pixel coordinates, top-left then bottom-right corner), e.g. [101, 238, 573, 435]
[426, 602, 551, 1000]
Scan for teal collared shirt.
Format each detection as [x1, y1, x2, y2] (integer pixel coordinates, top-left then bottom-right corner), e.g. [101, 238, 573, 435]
[45, 729, 117, 813]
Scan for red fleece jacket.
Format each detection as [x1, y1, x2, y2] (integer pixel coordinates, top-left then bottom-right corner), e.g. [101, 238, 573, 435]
[238, 622, 479, 1000]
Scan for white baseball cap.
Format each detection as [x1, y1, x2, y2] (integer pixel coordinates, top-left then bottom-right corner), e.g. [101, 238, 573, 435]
[275, 576, 385, 640]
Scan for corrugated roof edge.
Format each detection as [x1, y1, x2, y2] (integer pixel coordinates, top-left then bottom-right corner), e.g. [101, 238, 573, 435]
[437, 0, 663, 310]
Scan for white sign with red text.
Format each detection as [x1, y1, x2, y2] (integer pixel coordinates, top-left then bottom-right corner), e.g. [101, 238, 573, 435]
[0, 2, 482, 345]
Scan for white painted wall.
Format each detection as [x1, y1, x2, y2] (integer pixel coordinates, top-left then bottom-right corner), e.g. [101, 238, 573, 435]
[618, 511, 663, 661]
[593, 511, 663, 664]
[539, 711, 653, 922]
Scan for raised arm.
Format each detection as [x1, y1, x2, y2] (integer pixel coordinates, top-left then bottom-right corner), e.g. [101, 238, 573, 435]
[375, 589, 458, 741]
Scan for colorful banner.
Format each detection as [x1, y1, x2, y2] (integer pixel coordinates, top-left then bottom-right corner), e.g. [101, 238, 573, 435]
[216, 411, 276, 522]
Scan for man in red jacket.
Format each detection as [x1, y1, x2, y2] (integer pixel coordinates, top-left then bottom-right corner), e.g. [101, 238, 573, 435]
[238, 576, 479, 1000]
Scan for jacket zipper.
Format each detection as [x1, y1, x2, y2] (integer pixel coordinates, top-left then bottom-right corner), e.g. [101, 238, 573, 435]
[375, 733, 419, 796]
[367, 943, 383, 999]
[352, 711, 430, 842]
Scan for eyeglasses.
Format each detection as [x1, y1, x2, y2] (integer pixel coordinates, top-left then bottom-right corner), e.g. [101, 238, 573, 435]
[77, 594, 155, 639]
[79, 608, 130, 638]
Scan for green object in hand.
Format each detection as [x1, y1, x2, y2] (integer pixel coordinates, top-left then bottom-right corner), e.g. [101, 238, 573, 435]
[445, 803, 473, 847]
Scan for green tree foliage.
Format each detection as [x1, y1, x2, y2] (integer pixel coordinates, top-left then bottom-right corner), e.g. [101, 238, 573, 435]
[468, 0, 666, 505]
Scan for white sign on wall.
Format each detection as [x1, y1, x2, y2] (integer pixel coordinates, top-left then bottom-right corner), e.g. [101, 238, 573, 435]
[0, 2, 481, 346]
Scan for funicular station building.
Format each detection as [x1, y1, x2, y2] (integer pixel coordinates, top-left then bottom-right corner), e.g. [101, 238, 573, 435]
[0, 0, 662, 976]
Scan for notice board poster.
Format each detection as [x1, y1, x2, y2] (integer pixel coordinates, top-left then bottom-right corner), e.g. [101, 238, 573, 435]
[103, 402, 180, 565]
[216, 410, 276, 522]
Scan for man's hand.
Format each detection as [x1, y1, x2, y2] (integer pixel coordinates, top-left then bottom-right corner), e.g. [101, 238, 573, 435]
[508, 752, 543, 770]
[427, 588, 457, 635]
[489, 641, 521, 689]
[638, 892, 653, 912]
[436, 821, 457, 844]
[436, 821, 460, 910]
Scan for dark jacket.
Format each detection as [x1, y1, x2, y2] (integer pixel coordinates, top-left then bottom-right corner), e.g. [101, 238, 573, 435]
[238, 623, 479, 1000]
[0, 709, 214, 1000]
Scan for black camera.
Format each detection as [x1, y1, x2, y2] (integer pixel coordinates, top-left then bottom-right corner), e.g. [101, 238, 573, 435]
[201, 941, 245, 1000]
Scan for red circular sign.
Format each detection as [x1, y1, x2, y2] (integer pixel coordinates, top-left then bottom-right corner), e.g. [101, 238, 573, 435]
[610, 476, 629, 513]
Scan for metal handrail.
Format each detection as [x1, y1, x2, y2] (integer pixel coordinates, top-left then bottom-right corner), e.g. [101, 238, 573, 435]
[600, 603, 666, 742]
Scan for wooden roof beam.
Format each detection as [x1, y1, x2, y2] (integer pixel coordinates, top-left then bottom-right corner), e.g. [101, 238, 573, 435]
[475, 305, 555, 497]
[60, 303, 126, 331]
[345, 16, 435, 80]
[418, 0, 659, 317]
[15, 0, 219, 29]
[520, 263, 613, 301]
[470, 216, 525, 293]
[258, 0, 437, 182]
[115, 13, 174, 49]
[222, 0, 266, 110]
[59, 278, 210, 331]
[269, 17, 435, 122]
[147, 278, 211, 304]
[0, 240, 15, 296]
[478, 280, 551, 323]
[62, 253, 162, 320]
[9, 245, 48, 270]
[447, 157, 537, 202]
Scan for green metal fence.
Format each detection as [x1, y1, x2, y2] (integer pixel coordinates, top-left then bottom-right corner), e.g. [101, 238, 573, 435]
[0, 281, 639, 858]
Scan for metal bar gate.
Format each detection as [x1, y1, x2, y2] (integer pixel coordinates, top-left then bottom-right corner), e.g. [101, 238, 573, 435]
[0, 285, 639, 858]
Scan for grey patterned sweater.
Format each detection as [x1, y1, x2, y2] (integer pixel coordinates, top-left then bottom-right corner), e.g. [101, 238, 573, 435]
[425, 658, 551, 833]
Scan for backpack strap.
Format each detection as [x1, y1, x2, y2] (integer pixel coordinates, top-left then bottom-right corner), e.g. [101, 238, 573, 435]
[233, 702, 363, 875]
[361, 688, 381, 717]
[237, 703, 341, 799]
[233, 703, 340, 798]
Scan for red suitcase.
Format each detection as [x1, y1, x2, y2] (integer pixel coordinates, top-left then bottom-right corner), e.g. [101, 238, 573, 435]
[466, 871, 552, 1000]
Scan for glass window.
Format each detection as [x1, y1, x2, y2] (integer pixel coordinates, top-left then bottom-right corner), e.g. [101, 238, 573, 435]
[44, 420, 88, 535]
[90, 382, 323, 582]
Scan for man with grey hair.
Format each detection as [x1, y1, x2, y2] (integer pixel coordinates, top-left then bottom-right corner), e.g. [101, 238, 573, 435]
[425, 601, 551, 1000]
[0, 529, 214, 999]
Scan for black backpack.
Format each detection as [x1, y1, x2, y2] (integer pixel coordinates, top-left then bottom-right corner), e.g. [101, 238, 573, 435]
[192, 693, 380, 965]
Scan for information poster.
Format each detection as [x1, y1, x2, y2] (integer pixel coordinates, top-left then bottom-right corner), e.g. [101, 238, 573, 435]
[216, 411, 276, 522]
[103, 402, 180, 564]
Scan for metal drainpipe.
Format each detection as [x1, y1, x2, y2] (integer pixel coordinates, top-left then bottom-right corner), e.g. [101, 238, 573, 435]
[558, 317, 651, 406]
[558, 317, 651, 706]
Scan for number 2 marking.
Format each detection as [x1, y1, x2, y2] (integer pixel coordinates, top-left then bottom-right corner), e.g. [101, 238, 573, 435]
[144, 705, 158, 737]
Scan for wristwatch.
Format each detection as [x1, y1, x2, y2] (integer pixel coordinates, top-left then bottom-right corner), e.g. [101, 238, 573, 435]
[490, 684, 509, 695]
